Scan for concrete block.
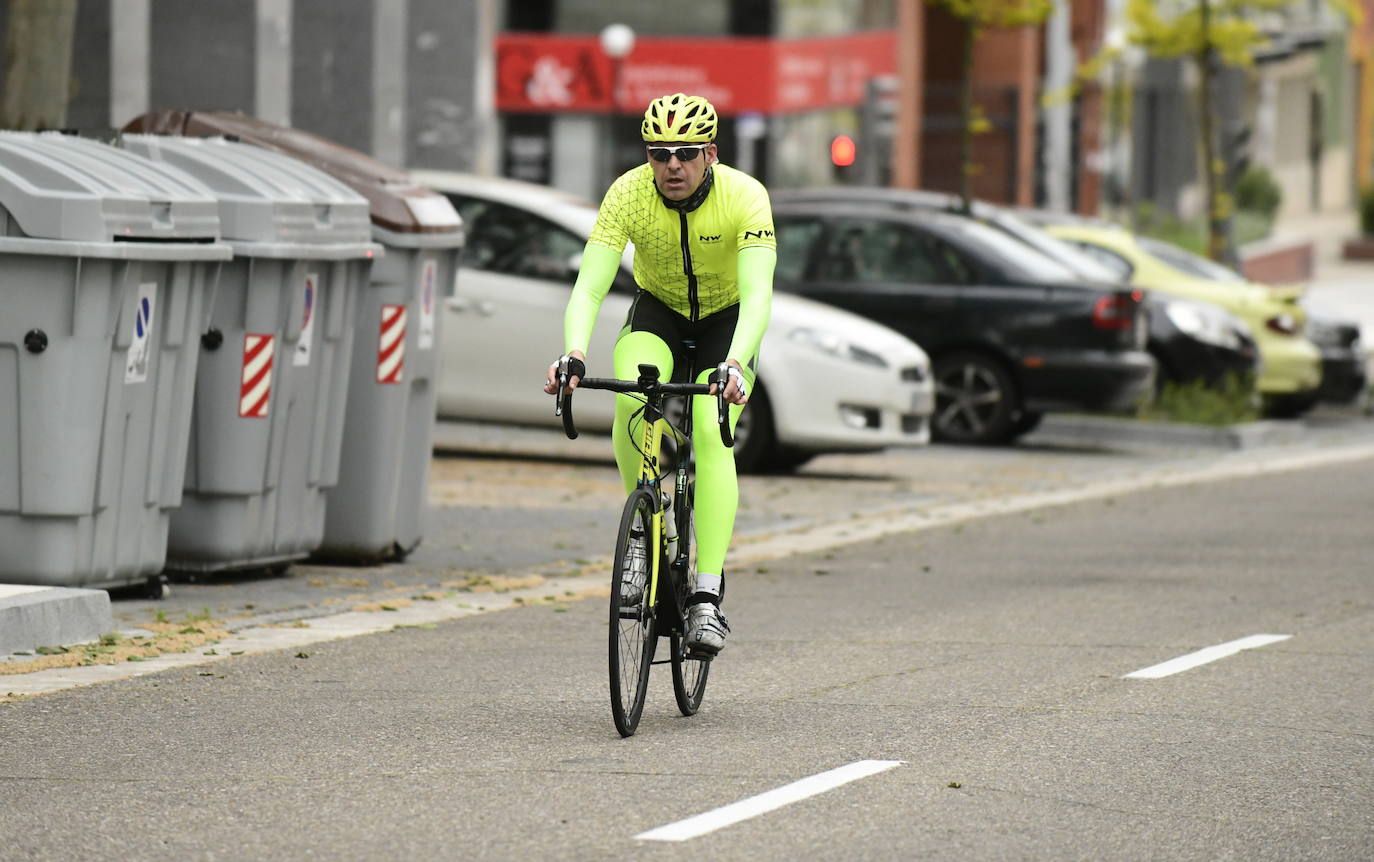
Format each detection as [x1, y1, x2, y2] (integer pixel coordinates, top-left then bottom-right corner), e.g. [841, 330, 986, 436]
[0, 585, 114, 655]
[1029, 415, 1303, 451]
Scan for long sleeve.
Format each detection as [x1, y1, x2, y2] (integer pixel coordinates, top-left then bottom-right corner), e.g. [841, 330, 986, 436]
[726, 245, 774, 362]
[562, 242, 623, 356]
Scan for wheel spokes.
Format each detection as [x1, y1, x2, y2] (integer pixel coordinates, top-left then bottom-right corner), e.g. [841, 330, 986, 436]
[936, 361, 1006, 437]
[959, 402, 987, 434]
[611, 500, 656, 732]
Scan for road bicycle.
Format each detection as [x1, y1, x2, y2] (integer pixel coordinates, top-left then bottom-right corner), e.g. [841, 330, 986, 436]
[554, 343, 733, 737]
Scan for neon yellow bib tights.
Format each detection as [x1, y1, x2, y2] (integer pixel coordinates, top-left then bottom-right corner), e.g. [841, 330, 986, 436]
[564, 162, 776, 581]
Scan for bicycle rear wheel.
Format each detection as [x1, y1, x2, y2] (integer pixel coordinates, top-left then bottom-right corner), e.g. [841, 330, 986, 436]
[670, 490, 710, 716]
[609, 488, 659, 737]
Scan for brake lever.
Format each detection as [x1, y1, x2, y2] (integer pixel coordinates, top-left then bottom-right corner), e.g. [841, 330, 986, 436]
[557, 372, 579, 439]
[715, 365, 734, 449]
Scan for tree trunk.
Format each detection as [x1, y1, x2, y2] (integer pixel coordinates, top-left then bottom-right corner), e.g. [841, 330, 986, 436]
[957, 17, 976, 213]
[1195, 0, 1226, 261]
[2, 0, 78, 130]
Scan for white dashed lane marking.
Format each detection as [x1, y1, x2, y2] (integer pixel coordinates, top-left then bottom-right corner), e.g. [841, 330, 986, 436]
[1123, 634, 1293, 679]
[634, 759, 904, 842]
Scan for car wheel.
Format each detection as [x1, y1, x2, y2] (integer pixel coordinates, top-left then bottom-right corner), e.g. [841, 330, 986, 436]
[1262, 390, 1321, 419]
[660, 382, 778, 474]
[765, 447, 815, 473]
[1148, 347, 1179, 395]
[932, 351, 1018, 444]
[1010, 410, 1043, 436]
[731, 382, 776, 474]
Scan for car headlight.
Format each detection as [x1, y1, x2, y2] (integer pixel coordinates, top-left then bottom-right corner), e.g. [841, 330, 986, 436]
[1163, 300, 1251, 351]
[787, 327, 889, 368]
[1265, 313, 1299, 335]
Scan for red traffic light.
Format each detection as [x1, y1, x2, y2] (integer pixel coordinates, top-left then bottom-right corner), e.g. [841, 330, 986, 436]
[830, 134, 856, 167]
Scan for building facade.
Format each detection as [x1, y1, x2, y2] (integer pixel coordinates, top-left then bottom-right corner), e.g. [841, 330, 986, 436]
[1117, 0, 1362, 222]
[5, 0, 499, 174]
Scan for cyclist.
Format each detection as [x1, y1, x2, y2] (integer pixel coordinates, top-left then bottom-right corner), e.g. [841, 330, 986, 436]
[544, 92, 775, 656]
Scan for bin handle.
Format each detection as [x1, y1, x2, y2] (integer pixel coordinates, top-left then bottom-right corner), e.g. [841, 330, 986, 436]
[200, 261, 225, 337]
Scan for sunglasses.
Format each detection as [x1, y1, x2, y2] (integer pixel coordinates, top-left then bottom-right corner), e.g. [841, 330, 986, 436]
[647, 144, 707, 163]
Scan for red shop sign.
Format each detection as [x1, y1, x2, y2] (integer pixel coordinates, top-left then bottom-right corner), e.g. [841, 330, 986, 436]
[496, 31, 897, 115]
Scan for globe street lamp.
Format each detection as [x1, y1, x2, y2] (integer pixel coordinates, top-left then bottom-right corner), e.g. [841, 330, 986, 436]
[599, 23, 636, 186]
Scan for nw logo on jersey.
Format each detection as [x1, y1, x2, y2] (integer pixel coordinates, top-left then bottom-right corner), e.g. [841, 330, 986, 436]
[743, 229, 774, 239]
[699, 234, 721, 242]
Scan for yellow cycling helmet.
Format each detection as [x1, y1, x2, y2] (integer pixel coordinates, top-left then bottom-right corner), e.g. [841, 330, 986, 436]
[641, 93, 717, 143]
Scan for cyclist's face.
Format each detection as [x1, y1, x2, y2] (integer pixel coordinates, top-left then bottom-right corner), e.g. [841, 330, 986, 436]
[647, 141, 716, 200]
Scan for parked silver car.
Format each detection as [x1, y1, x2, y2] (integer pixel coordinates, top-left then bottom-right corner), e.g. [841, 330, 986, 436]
[411, 171, 934, 472]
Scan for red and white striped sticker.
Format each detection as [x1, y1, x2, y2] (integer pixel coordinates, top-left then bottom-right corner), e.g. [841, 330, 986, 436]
[240, 334, 274, 418]
[377, 304, 406, 384]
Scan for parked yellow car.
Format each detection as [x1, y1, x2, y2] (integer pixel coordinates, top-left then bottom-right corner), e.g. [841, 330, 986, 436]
[1039, 223, 1321, 414]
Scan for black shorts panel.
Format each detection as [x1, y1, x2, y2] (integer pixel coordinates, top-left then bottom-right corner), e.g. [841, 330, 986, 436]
[618, 290, 747, 383]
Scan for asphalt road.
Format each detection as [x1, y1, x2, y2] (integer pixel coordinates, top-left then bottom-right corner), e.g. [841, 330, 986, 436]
[1, 452, 1370, 860]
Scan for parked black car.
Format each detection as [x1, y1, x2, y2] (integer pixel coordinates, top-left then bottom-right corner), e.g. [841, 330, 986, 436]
[770, 200, 1157, 444]
[773, 188, 1260, 395]
[1142, 294, 1259, 391]
[1305, 314, 1367, 405]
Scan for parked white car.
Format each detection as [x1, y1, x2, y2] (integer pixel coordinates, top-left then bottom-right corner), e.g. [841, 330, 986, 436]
[411, 170, 933, 472]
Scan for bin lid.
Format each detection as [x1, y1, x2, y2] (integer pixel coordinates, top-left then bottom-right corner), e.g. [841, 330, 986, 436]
[125, 110, 463, 242]
[0, 131, 221, 243]
[121, 135, 374, 250]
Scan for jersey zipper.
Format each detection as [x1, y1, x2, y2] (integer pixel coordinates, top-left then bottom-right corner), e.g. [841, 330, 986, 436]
[677, 211, 700, 321]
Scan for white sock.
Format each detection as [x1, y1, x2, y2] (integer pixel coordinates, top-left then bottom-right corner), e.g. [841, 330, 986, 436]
[695, 572, 722, 599]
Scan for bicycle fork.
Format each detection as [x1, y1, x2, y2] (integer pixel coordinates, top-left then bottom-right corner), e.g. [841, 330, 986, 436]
[633, 373, 668, 617]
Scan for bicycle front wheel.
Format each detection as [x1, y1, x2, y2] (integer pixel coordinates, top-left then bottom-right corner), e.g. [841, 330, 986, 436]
[609, 488, 659, 737]
[670, 490, 710, 716]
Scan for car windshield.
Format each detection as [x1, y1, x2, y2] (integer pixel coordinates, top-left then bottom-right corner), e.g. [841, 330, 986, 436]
[984, 211, 1123, 282]
[1138, 236, 1246, 283]
[946, 218, 1084, 283]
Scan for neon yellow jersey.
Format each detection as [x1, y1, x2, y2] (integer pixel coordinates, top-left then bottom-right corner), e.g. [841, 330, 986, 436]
[587, 162, 776, 321]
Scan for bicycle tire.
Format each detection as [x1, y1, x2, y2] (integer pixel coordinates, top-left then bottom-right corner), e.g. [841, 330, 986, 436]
[609, 487, 659, 737]
[670, 487, 710, 716]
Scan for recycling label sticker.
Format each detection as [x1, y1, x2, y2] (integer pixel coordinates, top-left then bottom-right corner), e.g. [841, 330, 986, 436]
[418, 259, 436, 350]
[294, 272, 318, 367]
[124, 282, 157, 384]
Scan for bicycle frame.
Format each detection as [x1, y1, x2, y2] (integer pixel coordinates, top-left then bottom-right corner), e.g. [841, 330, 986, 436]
[627, 363, 697, 623]
[635, 384, 668, 613]
[555, 355, 732, 734]
[556, 356, 733, 632]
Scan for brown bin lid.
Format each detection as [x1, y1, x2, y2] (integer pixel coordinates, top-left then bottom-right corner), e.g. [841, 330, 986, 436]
[124, 110, 460, 236]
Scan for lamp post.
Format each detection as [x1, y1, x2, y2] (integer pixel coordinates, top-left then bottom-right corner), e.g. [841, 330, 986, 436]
[1104, 26, 1130, 222]
[599, 23, 636, 187]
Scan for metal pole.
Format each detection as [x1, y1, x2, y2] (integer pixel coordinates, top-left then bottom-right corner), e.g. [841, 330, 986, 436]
[1043, 0, 1073, 211]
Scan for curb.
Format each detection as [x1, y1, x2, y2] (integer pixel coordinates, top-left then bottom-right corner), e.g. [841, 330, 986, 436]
[1026, 415, 1305, 451]
[0, 585, 114, 655]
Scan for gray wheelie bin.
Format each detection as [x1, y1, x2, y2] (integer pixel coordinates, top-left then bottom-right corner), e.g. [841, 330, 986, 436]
[0, 132, 230, 592]
[120, 135, 380, 573]
[124, 111, 465, 563]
